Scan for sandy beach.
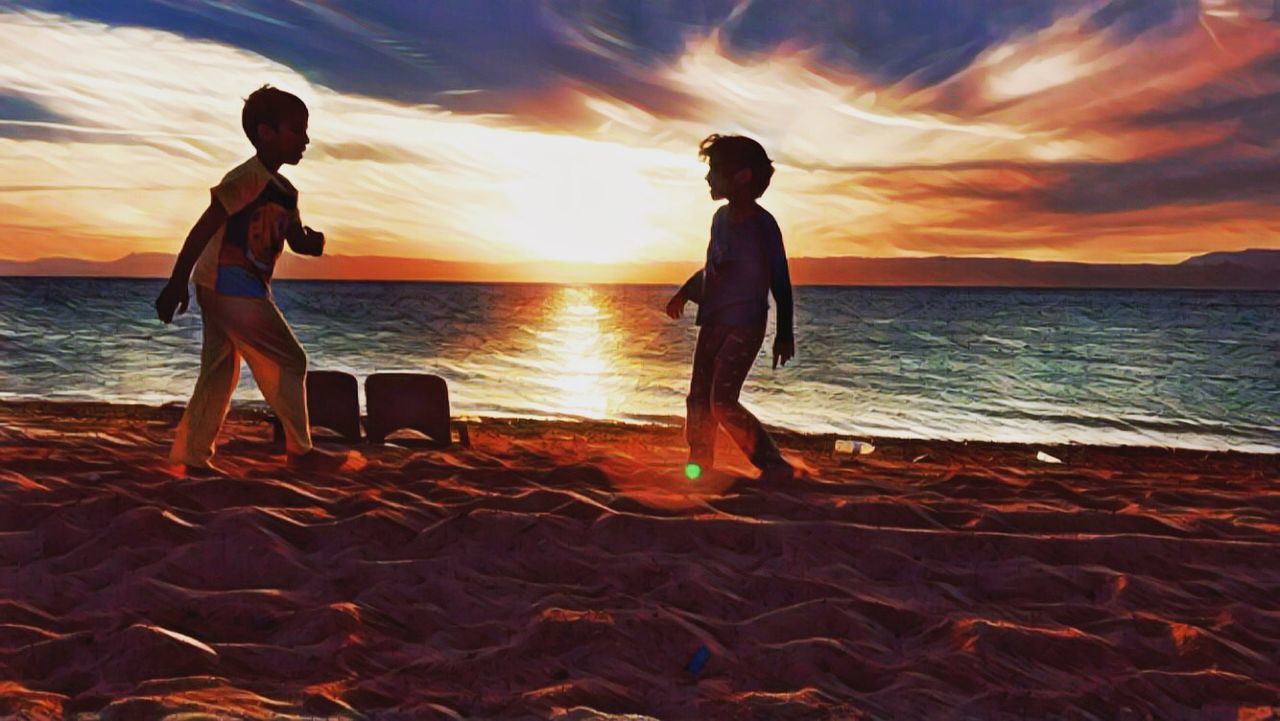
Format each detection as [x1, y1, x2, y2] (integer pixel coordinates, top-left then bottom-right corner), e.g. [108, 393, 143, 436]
[0, 400, 1276, 720]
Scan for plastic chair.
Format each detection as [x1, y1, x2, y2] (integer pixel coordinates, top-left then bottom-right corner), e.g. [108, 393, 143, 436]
[365, 372, 466, 446]
[270, 369, 362, 444]
[306, 370, 362, 441]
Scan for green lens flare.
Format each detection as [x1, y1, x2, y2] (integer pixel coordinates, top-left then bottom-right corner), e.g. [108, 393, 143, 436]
[685, 463, 702, 480]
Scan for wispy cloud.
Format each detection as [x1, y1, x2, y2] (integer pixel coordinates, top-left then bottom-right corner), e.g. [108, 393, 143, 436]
[1, 2, 1278, 268]
[0, 10, 704, 264]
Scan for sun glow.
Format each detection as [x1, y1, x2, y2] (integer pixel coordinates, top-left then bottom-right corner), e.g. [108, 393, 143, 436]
[0, 11, 705, 267]
[537, 287, 617, 418]
[487, 138, 678, 264]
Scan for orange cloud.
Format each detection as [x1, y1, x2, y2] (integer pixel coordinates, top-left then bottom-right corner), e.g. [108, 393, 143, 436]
[1, 6, 1279, 273]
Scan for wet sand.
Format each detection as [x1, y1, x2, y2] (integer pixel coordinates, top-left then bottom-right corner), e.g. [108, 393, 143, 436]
[0, 400, 1276, 720]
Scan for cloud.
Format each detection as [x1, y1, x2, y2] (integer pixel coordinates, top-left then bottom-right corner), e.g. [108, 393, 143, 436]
[1, 2, 1279, 268]
[0, 10, 718, 265]
[15, 1, 1191, 118]
[0, 92, 63, 123]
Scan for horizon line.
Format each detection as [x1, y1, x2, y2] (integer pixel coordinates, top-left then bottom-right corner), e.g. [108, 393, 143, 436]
[5, 248, 1277, 268]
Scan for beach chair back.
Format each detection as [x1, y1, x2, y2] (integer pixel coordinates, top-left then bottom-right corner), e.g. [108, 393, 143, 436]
[268, 370, 362, 444]
[306, 370, 362, 442]
[365, 372, 452, 445]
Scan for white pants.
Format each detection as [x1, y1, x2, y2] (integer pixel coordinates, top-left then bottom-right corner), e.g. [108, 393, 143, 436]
[170, 286, 313, 466]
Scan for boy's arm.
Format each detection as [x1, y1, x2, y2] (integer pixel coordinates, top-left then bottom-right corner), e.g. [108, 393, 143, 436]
[155, 198, 227, 323]
[668, 214, 715, 318]
[768, 228, 795, 368]
[666, 268, 704, 319]
[677, 269, 704, 305]
[285, 220, 325, 256]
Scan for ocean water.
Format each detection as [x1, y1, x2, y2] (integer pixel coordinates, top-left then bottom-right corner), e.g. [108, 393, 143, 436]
[0, 277, 1276, 452]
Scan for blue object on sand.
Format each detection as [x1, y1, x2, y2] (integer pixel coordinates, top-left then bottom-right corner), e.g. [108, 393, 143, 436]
[687, 644, 710, 674]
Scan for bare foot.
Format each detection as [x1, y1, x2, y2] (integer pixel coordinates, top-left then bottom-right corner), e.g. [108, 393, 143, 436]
[757, 461, 796, 484]
[169, 462, 230, 479]
[287, 447, 365, 472]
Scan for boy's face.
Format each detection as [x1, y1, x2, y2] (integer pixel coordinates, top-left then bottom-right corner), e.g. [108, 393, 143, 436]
[259, 112, 310, 165]
[705, 161, 750, 201]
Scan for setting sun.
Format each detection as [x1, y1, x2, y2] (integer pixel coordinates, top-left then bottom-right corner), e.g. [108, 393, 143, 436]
[487, 138, 680, 264]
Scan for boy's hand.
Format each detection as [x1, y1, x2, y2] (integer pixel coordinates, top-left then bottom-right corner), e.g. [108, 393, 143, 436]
[299, 226, 325, 256]
[665, 292, 687, 319]
[155, 279, 189, 324]
[772, 339, 794, 369]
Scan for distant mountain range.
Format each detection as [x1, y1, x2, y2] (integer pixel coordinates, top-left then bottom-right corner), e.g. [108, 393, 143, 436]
[1, 249, 1277, 288]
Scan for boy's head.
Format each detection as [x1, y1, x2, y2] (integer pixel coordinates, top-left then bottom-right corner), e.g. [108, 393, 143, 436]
[242, 85, 309, 164]
[699, 134, 774, 200]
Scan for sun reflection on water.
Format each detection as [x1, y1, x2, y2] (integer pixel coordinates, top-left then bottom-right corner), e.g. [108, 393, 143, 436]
[536, 287, 618, 419]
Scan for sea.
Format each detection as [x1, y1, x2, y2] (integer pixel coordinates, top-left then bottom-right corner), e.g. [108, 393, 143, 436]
[1, 277, 1276, 453]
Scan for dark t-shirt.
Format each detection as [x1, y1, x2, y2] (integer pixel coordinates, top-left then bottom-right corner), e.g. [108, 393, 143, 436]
[689, 205, 794, 342]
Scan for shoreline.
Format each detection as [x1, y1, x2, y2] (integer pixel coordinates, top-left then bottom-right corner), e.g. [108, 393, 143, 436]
[2, 398, 1274, 462]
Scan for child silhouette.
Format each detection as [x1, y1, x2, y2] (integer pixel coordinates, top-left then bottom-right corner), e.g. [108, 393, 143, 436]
[667, 134, 796, 483]
[155, 85, 355, 476]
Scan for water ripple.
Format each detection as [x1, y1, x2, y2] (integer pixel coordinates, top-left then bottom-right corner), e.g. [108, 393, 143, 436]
[0, 278, 1276, 452]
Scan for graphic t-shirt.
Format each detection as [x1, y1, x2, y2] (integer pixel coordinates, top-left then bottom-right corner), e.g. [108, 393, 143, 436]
[191, 157, 300, 298]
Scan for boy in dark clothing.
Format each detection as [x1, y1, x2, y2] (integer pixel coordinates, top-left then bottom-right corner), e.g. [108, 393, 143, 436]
[666, 134, 796, 482]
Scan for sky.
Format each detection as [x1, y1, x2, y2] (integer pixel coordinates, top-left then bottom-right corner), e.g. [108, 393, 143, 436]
[1, 0, 1278, 272]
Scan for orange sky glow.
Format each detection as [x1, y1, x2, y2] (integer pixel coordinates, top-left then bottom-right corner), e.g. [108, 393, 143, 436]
[1, 4, 1279, 278]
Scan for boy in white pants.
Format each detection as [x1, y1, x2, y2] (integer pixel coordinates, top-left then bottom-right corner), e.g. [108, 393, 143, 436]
[155, 85, 353, 476]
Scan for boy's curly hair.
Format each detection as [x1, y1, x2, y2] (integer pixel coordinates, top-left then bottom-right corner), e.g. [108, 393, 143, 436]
[699, 134, 774, 199]
[242, 85, 308, 148]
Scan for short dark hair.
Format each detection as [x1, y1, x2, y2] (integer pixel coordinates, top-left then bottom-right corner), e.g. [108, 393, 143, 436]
[699, 134, 774, 198]
[241, 85, 308, 148]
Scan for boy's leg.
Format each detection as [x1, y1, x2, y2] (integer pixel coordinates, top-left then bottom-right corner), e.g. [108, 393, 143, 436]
[708, 324, 785, 470]
[214, 294, 314, 457]
[685, 325, 728, 469]
[170, 287, 241, 468]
